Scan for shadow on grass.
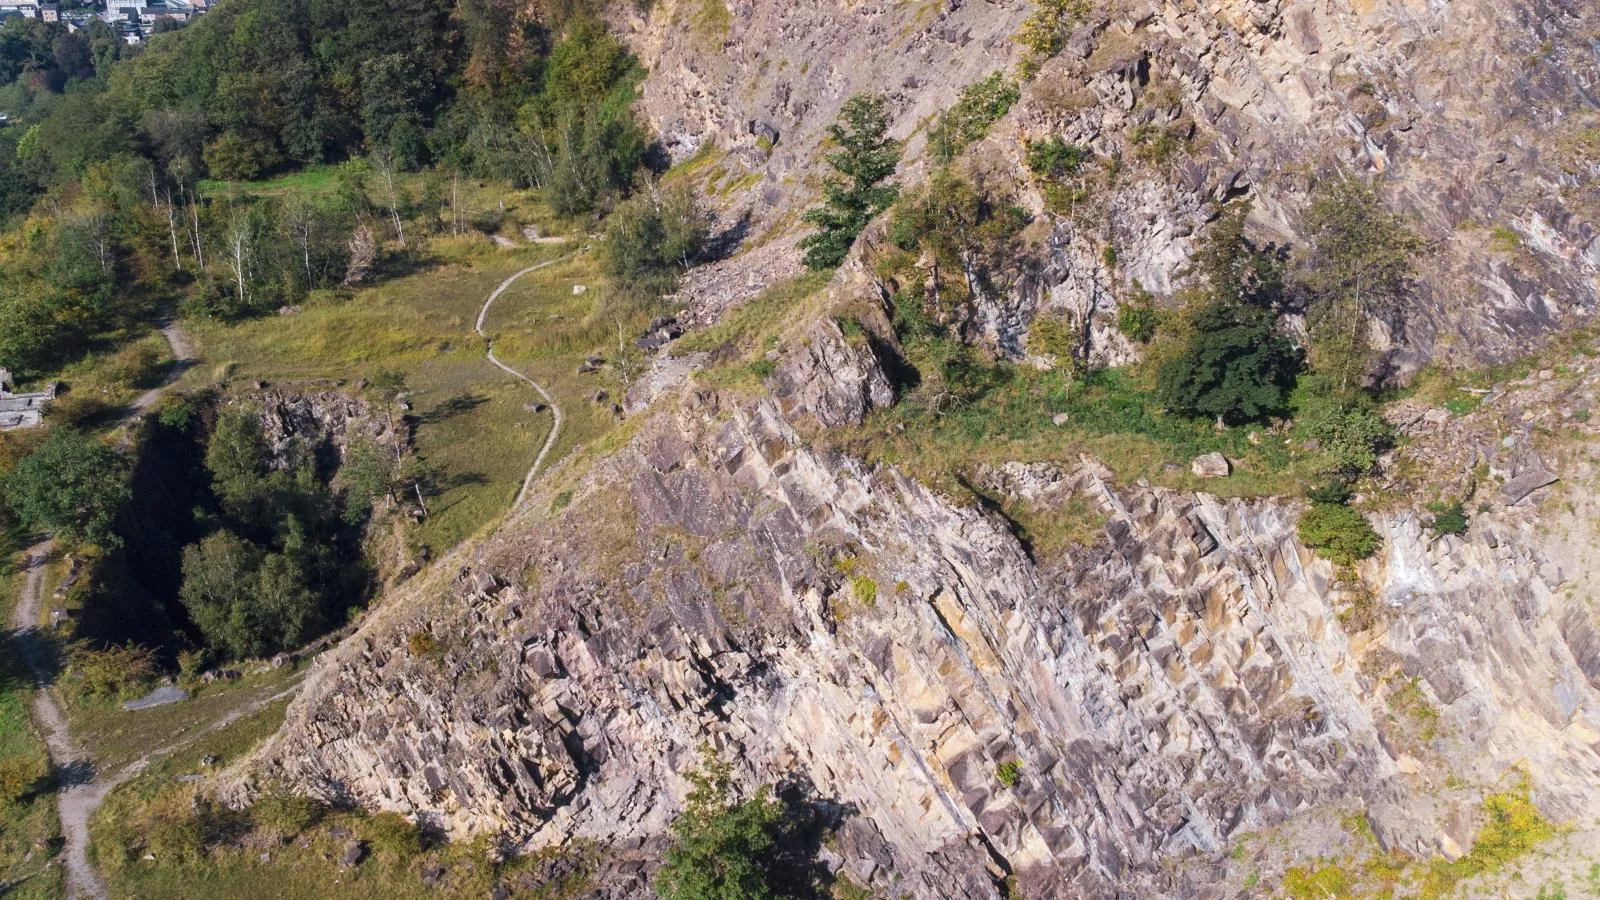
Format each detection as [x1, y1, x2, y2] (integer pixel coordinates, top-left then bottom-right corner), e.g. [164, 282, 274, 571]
[418, 393, 488, 424]
[436, 472, 490, 491]
[373, 249, 444, 282]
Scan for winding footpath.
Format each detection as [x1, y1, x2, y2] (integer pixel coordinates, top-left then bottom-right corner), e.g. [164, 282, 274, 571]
[8, 258, 567, 895]
[10, 323, 192, 899]
[475, 255, 574, 508]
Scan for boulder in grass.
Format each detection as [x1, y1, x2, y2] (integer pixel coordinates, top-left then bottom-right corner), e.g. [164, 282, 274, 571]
[1191, 452, 1231, 478]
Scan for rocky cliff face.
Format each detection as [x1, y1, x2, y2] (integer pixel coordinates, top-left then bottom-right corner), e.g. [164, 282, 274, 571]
[247, 321, 1600, 896]
[625, 0, 1599, 376]
[236, 2, 1600, 894]
[228, 384, 409, 473]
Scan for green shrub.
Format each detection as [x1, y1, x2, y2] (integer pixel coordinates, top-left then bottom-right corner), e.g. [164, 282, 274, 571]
[849, 575, 878, 608]
[996, 761, 1022, 788]
[177, 648, 208, 684]
[2, 427, 131, 548]
[1025, 137, 1087, 180]
[1154, 300, 1300, 424]
[928, 74, 1020, 162]
[889, 170, 1028, 311]
[1027, 311, 1077, 360]
[69, 642, 159, 698]
[1427, 501, 1468, 537]
[1306, 480, 1353, 506]
[655, 752, 782, 900]
[363, 811, 422, 860]
[1116, 299, 1159, 343]
[603, 184, 711, 307]
[1128, 122, 1188, 164]
[1300, 178, 1420, 404]
[1298, 503, 1381, 565]
[1291, 374, 1393, 477]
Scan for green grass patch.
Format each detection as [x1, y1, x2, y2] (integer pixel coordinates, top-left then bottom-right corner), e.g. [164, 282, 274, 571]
[671, 270, 833, 357]
[826, 366, 1318, 499]
[690, 0, 733, 47]
[179, 236, 590, 559]
[197, 165, 344, 199]
[482, 253, 635, 470]
[1282, 859, 1350, 899]
[64, 664, 302, 773]
[996, 761, 1022, 788]
[1405, 326, 1598, 410]
[1420, 781, 1558, 898]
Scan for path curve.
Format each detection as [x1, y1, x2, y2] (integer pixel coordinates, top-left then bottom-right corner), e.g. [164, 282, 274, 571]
[9, 323, 192, 898]
[474, 255, 575, 508]
[129, 325, 195, 415]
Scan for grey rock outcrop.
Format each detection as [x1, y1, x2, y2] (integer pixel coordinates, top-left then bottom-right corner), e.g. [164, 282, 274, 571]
[251, 349, 1600, 896]
[622, 0, 1600, 377]
[235, 1, 1600, 895]
[230, 385, 408, 471]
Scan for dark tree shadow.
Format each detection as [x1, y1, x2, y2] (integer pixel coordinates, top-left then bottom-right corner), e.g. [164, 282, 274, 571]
[419, 393, 488, 425]
[702, 212, 753, 264]
[436, 471, 490, 492]
[50, 759, 95, 790]
[372, 249, 443, 282]
[765, 776, 860, 899]
[1, 621, 64, 692]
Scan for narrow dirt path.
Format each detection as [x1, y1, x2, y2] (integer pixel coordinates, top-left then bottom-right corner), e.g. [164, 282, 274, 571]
[128, 324, 195, 415]
[12, 541, 107, 900]
[474, 255, 575, 508]
[7, 323, 194, 898]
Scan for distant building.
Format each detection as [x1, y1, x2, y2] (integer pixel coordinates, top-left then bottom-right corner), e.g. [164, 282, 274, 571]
[0, 1, 40, 20]
[40, 2, 56, 21]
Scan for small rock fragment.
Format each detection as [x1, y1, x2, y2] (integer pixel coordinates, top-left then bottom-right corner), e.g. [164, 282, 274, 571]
[339, 840, 366, 869]
[1501, 469, 1558, 503]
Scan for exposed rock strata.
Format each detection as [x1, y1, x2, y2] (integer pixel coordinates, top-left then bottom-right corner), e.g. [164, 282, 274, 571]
[253, 330, 1600, 896]
[626, 0, 1600, 375]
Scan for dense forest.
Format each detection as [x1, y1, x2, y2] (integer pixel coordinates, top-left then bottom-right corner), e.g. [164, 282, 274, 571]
[0, 0, 699, 673]
[0, 0, 652, 379]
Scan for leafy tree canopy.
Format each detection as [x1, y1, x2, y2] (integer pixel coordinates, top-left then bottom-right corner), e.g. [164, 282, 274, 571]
[1, 427, 130, 547]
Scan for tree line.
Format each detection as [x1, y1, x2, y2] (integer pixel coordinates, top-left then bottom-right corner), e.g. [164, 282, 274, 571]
[0, 1, 663, 383]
